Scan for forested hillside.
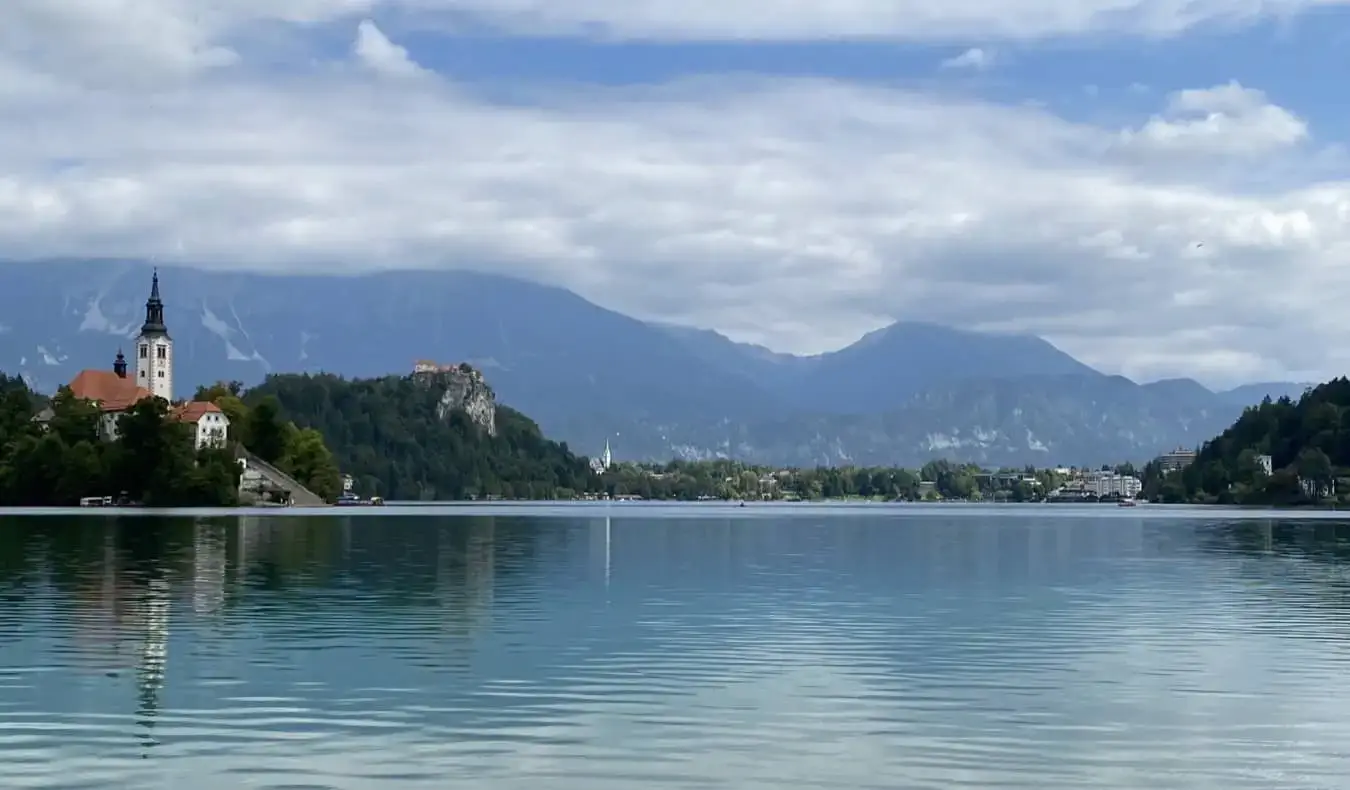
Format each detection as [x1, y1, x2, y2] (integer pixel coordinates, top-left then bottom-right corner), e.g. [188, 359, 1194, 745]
[245, 372, 595, 500]
[1152, 377, 1350, 505]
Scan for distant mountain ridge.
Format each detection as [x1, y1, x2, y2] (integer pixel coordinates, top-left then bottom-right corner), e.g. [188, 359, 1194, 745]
[660, 320, 1100, 413]
[1216, 381, 1313, 405]
[0, 259, 1307, 467]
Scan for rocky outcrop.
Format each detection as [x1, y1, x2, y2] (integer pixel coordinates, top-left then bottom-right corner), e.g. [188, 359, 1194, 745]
[414, 362, 497, 435]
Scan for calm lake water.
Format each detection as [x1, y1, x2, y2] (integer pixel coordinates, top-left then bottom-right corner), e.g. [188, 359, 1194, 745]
[4, 505, 1350, 788]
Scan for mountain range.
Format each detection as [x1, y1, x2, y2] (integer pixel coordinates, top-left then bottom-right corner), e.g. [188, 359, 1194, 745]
[0, 260, 1311, 468]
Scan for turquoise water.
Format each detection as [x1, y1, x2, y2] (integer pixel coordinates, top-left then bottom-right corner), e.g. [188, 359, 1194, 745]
[2, 507, 1349, 788]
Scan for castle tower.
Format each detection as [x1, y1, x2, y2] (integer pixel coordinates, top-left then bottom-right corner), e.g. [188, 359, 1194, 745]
[135, 269, 173, 402]
[113, 349, 128, 379]
[602, 438, 612, 470]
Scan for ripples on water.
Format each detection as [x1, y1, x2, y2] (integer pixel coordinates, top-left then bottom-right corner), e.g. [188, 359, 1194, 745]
[3, 511, 1350, 788]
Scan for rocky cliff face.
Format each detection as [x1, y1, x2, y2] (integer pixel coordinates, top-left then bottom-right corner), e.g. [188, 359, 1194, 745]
[415, 363, 497, 435]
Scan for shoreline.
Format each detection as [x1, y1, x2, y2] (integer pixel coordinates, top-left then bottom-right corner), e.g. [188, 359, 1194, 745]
[1, 501, 1347, 519]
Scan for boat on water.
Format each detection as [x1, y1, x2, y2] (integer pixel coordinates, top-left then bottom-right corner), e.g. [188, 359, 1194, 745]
[335, 493, 384, 507]
[1118, 498, 1138, 507]
[334, 473, 383, 506]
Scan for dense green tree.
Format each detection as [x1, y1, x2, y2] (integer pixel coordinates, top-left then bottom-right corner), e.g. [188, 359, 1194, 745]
[46, 388, 102, 447]
[193, 381, 245, 401]
[3, 434, 70, 506]
[246, 396, 289, 464]
[177, 447, 245, 506]
[283, 427, 342, 501]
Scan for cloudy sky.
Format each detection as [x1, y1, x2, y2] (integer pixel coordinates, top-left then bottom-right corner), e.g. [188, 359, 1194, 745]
[4, 1, 1349, 385]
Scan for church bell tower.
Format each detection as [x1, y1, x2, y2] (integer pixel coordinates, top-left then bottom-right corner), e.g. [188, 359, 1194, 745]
[135, 269, 174, 402]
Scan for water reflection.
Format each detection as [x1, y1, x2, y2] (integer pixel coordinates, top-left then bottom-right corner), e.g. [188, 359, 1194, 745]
[2, 513, 1350, 787]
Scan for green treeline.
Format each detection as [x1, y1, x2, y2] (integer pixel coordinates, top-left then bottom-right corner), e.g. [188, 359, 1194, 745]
[1145, 378, 1349, 506]
[594, 458, 1072, 501]
[0, 373, 239, 506]
[244, 372, 595, 500]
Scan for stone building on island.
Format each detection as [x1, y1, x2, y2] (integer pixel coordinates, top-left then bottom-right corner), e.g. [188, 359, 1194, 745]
[38, 271, 228, 446]
[170, 401, 229, 450]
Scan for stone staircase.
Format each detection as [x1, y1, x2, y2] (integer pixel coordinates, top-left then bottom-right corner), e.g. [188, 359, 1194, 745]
[235, 447, 327, 507]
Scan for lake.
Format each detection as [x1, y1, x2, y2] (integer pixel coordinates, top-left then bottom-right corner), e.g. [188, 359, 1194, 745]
[3, 505, 1350, 788]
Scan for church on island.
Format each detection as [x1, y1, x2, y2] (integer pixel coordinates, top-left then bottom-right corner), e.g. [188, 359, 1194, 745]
[589, 439, 612, 474]
[44, 271, 229, 450]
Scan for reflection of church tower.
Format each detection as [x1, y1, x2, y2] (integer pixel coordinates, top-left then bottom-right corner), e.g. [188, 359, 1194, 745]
[191, 521, 227, 615]
[135, 269, 173, 402]
[234, 517, 263, 572]
[588, 516, 612, 588]
[135, 576, 171, 751]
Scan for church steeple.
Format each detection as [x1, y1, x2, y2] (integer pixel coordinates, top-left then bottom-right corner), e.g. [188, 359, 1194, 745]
[113, 349, 127, 378]
[135, 269, 174, 403]
[141, 268, 167, 336]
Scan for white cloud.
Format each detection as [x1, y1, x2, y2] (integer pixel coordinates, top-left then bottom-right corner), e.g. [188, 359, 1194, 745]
[3, 0, 238, 86]
[941, 47, 995, 70]
[1118, 81, 1309, 156]
[2, 0, 1348, 75]
[354, 19, 429, 78]
[321, 0, 1350, 41]
[0, 8, 1349, 387]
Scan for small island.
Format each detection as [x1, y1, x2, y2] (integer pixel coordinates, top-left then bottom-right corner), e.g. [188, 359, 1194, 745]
[0, 272, 343, 507]
[0, 271, 252, 507]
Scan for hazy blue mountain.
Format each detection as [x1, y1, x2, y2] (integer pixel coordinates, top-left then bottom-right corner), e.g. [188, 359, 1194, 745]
[1218, 381, 1313, 405]
[712, 374, 1236, 467]
[652, 323, 798, 384]
[658, 319, 1101, 412]
[0, 259, 1302, 467]
[783, 322, 1101, 413]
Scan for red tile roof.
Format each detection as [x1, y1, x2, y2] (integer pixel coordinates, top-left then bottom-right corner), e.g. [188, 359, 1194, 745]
[171, 401, 224, 423]
[67, 370, 153, 412]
